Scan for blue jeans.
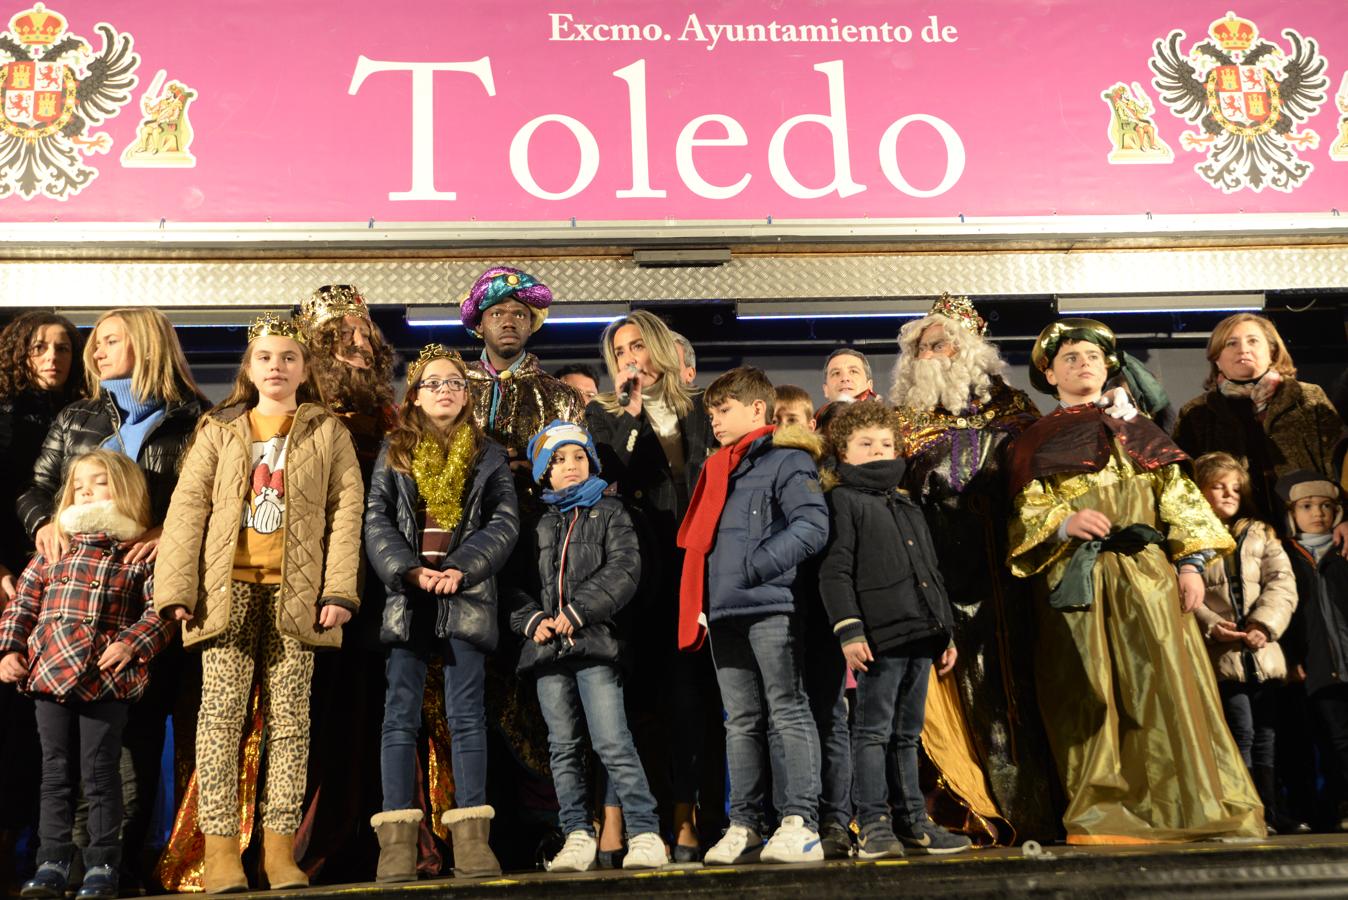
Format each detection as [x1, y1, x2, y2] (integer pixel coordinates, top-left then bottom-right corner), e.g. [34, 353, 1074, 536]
[709, 612, 821, 832]
[852, 646, 933, 827]
[770, 630, 852, 828]
[381, 638, 487, 810]
[1220, 680, 1277, 770]
[535, 660, 658, 837]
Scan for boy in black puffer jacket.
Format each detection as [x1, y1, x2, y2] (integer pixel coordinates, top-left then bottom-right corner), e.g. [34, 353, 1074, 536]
[819, 401, 969, 859]
[1277, 470, 1348, 830]
[512, 421, 667, 873]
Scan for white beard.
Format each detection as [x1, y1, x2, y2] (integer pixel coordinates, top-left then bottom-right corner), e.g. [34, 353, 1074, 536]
[900, 357, 980, 414]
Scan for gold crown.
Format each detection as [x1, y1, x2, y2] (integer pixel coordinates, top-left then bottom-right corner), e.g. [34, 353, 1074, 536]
[299, 284, 371, 328]
[929, 293, 987, 336]
[1210, 11, 1256, 52]
[247, 312, 307, 345]
[10, 3, 66, 45]
[406, 344, 464, 387]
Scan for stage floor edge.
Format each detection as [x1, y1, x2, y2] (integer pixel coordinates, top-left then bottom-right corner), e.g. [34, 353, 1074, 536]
[147, 834, 1348, 899]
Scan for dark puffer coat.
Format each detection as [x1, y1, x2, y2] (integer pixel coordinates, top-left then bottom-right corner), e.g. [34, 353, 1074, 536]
[510, 496, 641, 673]
[364, 437, 519, 651]
[705, 427, 830, 622]
[819, 459, 953, 653]
[18, 392, 204, 534]
[1283, 539, 1348, 697]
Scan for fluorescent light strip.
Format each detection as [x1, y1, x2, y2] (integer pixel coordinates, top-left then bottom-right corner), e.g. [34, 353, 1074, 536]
[1057, 306, 1263, 315]
[1056, 293, 1264, 315]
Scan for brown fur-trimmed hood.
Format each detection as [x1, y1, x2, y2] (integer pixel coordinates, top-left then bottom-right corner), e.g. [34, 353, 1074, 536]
[771, 424, 826, 462]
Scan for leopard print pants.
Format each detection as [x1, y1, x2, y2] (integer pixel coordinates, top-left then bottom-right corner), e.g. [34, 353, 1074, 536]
[197, 581, 315, 836]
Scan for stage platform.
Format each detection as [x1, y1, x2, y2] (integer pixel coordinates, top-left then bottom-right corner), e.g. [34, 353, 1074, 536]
[160, 835, 1348, 899]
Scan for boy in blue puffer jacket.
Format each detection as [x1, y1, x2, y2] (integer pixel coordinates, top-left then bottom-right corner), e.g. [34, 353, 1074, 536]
[512, 421, 667, 874]
[677, 367, 830, 866]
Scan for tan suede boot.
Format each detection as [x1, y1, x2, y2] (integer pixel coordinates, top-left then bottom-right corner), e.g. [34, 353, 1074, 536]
[260, 829, 308, 890]
[441, 806, 501, 878]
[370, 810, 423, 883]
[201, 834, 248, 894]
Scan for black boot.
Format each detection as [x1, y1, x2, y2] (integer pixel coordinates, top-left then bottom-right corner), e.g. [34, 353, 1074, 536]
[1253, 764, 1309, 835]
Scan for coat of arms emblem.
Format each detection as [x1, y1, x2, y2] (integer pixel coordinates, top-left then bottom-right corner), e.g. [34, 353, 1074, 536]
[1149, 10, 1329, 193]
[0, 3, 138, 200]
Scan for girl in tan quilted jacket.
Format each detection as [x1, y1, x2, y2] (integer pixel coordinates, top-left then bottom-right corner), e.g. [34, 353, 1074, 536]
[1194, 452, 1299, 831]
[154, 314, 364, 894]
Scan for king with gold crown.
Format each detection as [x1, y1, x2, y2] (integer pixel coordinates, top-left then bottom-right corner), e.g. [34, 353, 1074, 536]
[887, 294, 1059, 846]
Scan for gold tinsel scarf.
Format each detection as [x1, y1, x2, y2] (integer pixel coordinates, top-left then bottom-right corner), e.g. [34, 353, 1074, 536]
[410, 424, 476, 531]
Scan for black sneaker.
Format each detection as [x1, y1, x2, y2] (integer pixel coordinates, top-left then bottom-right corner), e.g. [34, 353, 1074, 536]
[21, 860, 70, 899]
[895, 818, 972, 855]
[856, 822, 904, 860]
[595, 847, 627, 869]
[819, 822, 854, 860]
[75, 865, 118, 900]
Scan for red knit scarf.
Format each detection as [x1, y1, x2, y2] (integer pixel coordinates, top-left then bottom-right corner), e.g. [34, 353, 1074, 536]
[675, 424, 775, 651]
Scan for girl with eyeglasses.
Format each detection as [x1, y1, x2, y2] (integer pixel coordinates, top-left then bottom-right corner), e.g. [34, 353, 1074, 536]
[363, 345, 519, 882]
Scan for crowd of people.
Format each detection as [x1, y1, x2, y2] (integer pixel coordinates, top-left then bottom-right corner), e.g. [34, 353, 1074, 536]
[0, 272, 1347, 897]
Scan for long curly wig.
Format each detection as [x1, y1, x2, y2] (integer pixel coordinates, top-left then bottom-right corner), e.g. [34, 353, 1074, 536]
[0, 311, 86, 405]
[305, 315, 396, 413]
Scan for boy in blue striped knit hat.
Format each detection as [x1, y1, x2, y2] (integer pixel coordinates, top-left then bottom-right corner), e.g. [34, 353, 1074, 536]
[511, 421, 667, 873]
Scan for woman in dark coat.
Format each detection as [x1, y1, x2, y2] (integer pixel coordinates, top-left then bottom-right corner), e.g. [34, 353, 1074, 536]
[15, 307, 204, 890]
[1173, 313, 1345, 541]
[1173, 312, 1347, 830]
[0, 311, 85, 893]
[585, 310, 717, 861]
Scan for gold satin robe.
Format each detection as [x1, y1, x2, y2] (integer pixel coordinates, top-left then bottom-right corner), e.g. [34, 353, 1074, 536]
[1008, 440, 1264, 844]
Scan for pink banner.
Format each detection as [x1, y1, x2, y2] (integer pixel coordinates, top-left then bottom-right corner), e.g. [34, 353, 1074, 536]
[0, 0, 1345, 222]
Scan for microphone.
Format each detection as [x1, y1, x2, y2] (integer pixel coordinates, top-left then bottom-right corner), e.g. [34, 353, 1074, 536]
[617, 364, 640, 407]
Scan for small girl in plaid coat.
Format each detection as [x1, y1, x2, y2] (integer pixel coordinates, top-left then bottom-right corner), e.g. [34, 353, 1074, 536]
[0, 449, 171, 900]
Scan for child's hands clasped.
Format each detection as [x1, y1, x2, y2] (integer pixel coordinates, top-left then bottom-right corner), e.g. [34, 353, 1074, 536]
[97, 641, 135, 674]
[0, 651, 26, 683]
[1243, 623, 1269, 650]
[531, 615, 576, 643]
[842, 640, 873, 674]
[1211, 620, 1246, 643]
[406, 566, 464, 595]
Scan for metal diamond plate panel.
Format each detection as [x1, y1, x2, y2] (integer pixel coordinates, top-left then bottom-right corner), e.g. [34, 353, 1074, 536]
[2, 246, 1346, 308]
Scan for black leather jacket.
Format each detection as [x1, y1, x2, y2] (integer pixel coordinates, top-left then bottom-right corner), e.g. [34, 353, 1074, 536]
[510, 496, 641, 673]
[18, 392, 203, 536]
[364, 438, 519, 651]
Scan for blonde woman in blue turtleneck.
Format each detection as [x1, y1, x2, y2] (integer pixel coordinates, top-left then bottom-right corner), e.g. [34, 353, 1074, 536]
[17, 307, 204, 891]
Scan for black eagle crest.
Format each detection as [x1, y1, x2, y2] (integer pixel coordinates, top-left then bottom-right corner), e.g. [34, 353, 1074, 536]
[0, 21, 140, 200]
[1150, 24, 1328, 193]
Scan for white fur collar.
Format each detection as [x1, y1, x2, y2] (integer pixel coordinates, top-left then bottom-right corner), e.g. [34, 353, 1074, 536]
[58, 500, 144, 542]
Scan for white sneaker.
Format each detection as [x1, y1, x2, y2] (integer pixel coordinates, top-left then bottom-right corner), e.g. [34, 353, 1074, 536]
[702, 824, 763, 866]
[761, 815, 824, 864]
[546, 830, 597, 873]
[621, 832, 669, 869]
